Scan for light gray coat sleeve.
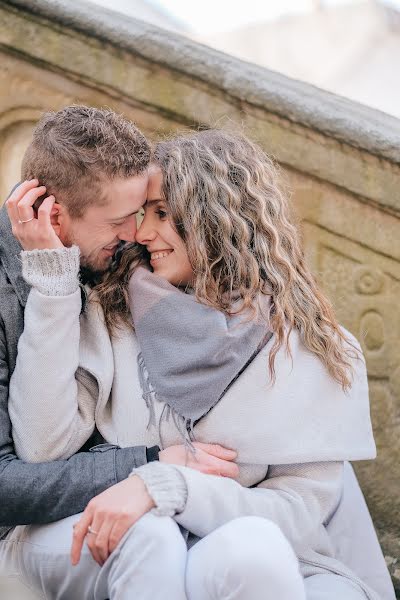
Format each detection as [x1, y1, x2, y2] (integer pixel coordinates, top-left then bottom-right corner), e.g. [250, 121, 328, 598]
[169, 461, 343, 554]
[8, 247, 97, 462]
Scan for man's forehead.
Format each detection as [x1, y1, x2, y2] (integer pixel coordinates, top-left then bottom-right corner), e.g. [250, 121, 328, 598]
[84, 183, 147, 223]
[104, 174, 147, 200]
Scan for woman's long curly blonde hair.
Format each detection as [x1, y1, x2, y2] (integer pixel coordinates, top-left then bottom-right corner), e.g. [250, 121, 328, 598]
[95, 129, 357, 389]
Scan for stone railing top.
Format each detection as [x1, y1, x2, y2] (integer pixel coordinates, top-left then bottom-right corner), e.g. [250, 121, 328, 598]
[1, 0, 400, 215]
[3, 0, 400, 166]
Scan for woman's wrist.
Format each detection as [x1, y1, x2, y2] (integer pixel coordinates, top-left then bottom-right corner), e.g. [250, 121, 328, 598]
[130, 461, 188, 517]
[21, 245, 80, 296]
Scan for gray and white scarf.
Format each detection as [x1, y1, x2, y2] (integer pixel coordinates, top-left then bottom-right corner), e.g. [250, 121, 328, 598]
[128, 267, 272, 437]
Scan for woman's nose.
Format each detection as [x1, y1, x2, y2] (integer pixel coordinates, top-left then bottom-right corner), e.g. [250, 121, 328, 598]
[135, 217, 155, 244]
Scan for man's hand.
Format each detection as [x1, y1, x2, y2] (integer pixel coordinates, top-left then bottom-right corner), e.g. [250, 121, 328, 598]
[6, 179, 64, 250]
[71, 475, 154, 567]
[160, 442, 239, 478]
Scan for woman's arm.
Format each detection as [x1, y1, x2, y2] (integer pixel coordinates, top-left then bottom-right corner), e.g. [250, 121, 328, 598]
[132, 460, 343, 554]
[8, 246, 97, 462]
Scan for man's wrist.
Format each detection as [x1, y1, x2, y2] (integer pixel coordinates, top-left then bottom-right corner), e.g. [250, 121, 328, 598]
[21, 245, 80, 296]
[146, 445, 160, 463]
[114, 445, 148, 481]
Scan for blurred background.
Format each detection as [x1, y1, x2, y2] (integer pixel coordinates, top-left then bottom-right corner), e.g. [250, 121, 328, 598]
[89, 0, 400, 118]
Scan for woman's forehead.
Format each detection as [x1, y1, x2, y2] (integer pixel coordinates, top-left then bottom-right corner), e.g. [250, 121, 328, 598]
[147, 167, 163, 200]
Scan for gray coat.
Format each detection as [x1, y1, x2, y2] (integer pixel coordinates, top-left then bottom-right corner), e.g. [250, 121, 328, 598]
[0, 206, 149, 538]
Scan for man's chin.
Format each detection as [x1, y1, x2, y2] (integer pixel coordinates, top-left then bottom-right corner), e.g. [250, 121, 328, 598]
[79, 259, 111, 286]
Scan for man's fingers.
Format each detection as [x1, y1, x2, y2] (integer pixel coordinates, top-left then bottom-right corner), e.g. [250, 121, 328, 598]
[5, 181, 38, 224]
[6, 179, 38, 208]
[6, 182, 45, 227]
[193, 442, 237, 461]
[71, 512, 92, 565]
[37, 196, 55, 226]
[16, 186, 47, 222]
[208, 455, 240, 478]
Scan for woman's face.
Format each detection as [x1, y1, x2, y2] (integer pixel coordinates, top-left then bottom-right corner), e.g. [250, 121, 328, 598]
[135, 167, 194, 287]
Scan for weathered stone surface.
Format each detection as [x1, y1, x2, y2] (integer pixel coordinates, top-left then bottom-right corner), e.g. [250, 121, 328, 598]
[292, 170, 400, 594]
[0, 0, 399, 595]
[1, 0, 400, 211]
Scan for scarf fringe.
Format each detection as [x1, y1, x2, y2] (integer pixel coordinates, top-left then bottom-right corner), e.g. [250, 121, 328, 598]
[137, 352, 195, 451]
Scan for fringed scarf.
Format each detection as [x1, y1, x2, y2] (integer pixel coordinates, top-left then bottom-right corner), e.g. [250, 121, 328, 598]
[128, 267, 272, 439]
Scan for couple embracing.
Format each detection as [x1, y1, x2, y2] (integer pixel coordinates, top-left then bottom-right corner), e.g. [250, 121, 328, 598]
[0, 105, 394, 599]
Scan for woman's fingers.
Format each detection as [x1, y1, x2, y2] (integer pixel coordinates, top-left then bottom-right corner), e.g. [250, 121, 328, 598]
[86, 516, 114, 566]
[108, 517, 134, 555]
[71, 509, 92, 565]
[71, 478, 153, 566]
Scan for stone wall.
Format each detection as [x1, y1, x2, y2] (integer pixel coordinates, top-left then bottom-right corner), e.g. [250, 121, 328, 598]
[0, 0, 399, 594]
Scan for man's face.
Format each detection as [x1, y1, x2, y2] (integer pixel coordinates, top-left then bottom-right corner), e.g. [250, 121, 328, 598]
[59, 174, 148, 273]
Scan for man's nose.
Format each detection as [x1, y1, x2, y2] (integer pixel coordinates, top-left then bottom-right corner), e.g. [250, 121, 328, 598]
[117, 216, 137, 243]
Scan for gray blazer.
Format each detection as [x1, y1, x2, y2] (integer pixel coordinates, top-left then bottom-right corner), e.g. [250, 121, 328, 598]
[0, 206, 149, 538]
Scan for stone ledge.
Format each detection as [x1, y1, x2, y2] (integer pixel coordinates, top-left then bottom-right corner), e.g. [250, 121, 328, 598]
[1, 0, 400, 216]
[3, 0, 400, 165]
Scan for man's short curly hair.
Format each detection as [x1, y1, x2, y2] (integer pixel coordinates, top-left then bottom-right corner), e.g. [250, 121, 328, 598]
[21, 105, 151, 218]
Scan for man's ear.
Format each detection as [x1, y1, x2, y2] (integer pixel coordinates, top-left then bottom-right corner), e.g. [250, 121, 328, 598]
[49, 202, 63, 236]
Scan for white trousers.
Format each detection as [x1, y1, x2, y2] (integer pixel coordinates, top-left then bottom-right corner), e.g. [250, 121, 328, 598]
[0, 513, 366, 600]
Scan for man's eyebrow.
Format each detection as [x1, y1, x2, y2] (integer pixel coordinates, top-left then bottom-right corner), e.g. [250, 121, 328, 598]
[106, 209, 141, 222]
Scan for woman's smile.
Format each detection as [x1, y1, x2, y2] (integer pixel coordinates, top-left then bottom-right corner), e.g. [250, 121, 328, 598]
[150, 249, 174, 263]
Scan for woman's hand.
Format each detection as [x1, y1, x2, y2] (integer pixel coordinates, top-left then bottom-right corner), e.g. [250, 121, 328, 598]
[71, 443, 239, 566]
[160, 442, 239, 478]
[6, 179, 64, 250]
[71, 475, 154, 567]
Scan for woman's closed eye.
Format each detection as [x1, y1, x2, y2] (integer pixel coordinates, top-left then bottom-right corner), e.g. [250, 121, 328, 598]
[155, 208, 168, 220]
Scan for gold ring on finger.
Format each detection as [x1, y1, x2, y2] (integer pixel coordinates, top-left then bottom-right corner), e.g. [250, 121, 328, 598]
[87, 525, 99, 536]
[18, 217, 34, 224]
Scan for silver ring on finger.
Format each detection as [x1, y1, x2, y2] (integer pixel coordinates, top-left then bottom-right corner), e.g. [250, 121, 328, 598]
[18, 217, 34, 224]
[87, 525, 99, 536]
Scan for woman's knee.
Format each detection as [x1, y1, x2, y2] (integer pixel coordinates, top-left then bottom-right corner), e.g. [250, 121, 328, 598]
[187, 517, 305, 599]
[124, 512, 186, 555]
[216, 516, 297, 572]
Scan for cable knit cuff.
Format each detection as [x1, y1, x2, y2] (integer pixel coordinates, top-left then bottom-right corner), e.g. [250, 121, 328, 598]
[130, 462, 188, 517]
[21, 246, 80, 296]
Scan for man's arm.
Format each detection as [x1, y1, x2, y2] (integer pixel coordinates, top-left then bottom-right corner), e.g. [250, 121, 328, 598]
[0, 319, 149, 526]
[0, 326, 238, 527]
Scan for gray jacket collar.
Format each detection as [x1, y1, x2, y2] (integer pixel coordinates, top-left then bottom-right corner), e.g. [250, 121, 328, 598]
[0, 204, 30, 306]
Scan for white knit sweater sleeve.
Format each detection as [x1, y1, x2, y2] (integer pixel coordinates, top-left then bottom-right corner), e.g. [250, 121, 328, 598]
[128, 459, 343, 556]
[138, 461, 343, 554]
[9, 246, 98, 463]
[131, 462, 188, 516]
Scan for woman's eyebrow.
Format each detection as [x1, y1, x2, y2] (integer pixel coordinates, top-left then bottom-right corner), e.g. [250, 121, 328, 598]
[145, 198, 164, 207]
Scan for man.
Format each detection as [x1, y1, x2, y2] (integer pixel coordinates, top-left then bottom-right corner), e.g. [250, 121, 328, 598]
[0, 106, 238, 598]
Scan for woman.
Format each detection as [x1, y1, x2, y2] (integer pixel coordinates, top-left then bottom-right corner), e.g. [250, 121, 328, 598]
[8, 130, 386, 600]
